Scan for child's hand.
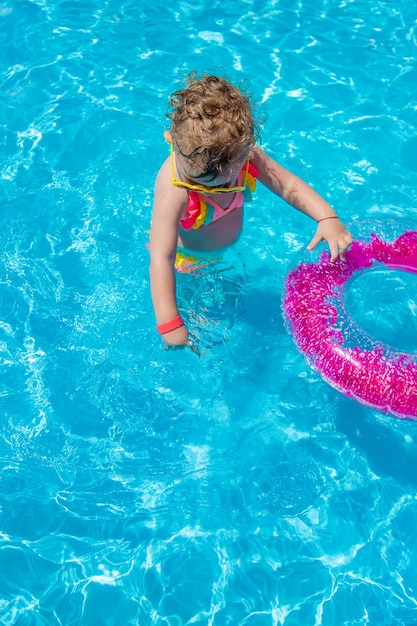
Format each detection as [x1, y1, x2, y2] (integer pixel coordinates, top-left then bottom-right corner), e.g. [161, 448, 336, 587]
[162, 323, 189, 346]
[162, 325, 200, 355]
[307, 218, 353, 262]
[164, 340, 200, 355]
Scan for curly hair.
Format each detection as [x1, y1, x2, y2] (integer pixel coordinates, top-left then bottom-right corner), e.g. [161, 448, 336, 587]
[167, 72, 260, 180]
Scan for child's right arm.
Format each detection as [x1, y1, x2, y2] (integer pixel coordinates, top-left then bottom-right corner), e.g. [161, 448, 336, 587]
[149, 160, 190, 346]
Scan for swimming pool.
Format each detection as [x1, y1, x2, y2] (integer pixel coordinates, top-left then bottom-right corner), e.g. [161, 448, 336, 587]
[1, 0, 417, 623]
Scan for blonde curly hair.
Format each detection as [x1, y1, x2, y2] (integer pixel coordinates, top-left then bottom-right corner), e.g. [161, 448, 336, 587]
[167, 72, 260, 180]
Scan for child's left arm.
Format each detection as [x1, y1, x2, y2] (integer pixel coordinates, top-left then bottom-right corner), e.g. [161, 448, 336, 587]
[251, 147, 353, 261]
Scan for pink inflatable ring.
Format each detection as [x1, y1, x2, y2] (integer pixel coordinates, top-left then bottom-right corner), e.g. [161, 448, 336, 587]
[283, 230, 417, 420]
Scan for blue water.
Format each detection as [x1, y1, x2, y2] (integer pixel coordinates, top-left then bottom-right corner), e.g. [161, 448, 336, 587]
[1, 0, 417, 624]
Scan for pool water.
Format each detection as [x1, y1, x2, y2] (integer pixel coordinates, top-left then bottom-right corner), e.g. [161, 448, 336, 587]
[1, 0, 417, 624]
[345, 267, 417, 353]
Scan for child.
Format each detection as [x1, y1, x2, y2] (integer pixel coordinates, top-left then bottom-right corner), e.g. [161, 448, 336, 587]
[149, 72, 353, 347]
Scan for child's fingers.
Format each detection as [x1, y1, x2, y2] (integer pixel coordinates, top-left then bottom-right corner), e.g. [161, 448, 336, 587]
[328, 242, 340, 263]
[163, 339, 200, 356]
[187, 340, 201, 356]
[306, 234, 321, 251]
[307, 234, 349, 262]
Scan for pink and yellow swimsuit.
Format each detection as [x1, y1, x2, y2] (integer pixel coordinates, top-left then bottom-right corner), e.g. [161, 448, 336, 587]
[175, 161, 259, 272]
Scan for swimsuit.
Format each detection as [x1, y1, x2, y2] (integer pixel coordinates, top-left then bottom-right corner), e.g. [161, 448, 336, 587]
[179, 161, 259, 230]
[175, 161, 259, 272]
[175, 246, 224, 273]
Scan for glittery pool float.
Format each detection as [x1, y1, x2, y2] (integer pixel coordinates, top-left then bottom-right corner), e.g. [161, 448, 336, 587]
[282, 222, 417, 420]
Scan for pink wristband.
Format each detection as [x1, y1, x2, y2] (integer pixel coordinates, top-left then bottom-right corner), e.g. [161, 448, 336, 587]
[156, 315, 184, 335]
[318, 216, 339, 223]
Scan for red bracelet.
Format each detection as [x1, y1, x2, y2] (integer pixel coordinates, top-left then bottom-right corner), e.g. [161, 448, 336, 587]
[318, 216, 339, 223]
[156, 315, 184, 335]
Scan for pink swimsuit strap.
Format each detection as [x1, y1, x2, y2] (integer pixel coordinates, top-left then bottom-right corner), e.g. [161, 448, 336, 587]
[200, 190, 243, 221]
[179, 161, 258, 231]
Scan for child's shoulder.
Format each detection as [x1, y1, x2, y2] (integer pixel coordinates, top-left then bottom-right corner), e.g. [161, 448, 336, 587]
[153, 157, 188, 215]
[250, 145, 267, 164]
[155, 156, 174, 192]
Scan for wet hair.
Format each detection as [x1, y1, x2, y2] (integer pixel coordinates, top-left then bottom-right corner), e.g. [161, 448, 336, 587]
[167, 71, 260, 180]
